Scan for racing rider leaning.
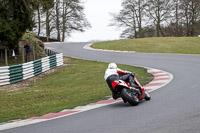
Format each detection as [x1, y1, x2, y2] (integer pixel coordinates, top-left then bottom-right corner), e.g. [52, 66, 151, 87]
[104, 63, 141, 99]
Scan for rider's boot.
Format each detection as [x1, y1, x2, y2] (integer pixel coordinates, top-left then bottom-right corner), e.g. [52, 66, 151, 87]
[112, 92, 120, 100]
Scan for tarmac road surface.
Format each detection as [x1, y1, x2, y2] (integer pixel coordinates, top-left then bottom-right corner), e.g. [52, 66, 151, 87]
[2, 42, 200, 133]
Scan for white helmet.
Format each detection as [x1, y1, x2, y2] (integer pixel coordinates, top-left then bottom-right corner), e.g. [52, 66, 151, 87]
[108, 63, 117, 69]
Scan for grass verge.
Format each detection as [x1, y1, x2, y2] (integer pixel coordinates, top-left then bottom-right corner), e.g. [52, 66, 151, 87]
[0, 57, 153, 123]
[92, 37, 200, 54]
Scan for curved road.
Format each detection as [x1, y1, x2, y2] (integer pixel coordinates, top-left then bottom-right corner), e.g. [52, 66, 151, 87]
[2, 42, 200, 133]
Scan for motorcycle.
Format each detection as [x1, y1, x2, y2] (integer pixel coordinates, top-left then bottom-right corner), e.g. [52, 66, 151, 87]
[111, 75, 151, 106]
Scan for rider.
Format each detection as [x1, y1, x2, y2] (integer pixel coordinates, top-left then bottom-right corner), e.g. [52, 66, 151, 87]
[104, 63, 140, 99]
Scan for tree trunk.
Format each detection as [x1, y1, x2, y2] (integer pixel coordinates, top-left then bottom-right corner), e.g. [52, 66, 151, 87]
[191, 1, 195, 36]
[62, 2, 66, 42]
[157, 2, 160, 37]
[175, 0, 179, 36]
[56, 0, 61, 41]
[37, 5, 41, 36]
[46, 10, 50, 38]
[156, 23, 160, 37]
[5, 49, 8, 66]
[138, 0, 142, 38]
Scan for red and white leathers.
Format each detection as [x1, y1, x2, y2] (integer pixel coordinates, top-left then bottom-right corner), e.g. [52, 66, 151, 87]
[104, 68, 130, 80]
[104, 63, 132, 99]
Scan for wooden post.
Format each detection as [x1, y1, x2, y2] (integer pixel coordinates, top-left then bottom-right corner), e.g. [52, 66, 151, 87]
[22, 47, 25, 63]
[1, 50, 3, 61]
[33, 42, 35, 61]
[35, 42, 37, 59]
[5, 49, 8, 66]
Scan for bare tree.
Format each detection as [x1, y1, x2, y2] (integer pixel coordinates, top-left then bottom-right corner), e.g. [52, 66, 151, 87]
[33, 0, 90, 41]
[34, 0, 44, 36]
[146, 0, 172, 37]
[44, 1, 54, 39]
[55, 0, 61, 41]
[174, 0, 181, 36]
[61, 0, 90, 41]
[180, 0, 200, 36]
[110, 5, 137, 38]
[110, 0, 146, 39]
[133, 0, 146, 37]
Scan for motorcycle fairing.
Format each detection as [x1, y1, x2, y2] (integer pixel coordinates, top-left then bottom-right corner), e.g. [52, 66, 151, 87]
[112, 80, 130, 90]
[134, 77, 146, 100]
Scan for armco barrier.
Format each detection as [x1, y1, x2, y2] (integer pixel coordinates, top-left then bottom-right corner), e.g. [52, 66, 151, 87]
[0, 53, 63, 86]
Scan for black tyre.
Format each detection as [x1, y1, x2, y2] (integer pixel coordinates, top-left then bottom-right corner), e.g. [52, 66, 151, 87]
[145, 91, 151, 101]
[121, 88, 139, 106]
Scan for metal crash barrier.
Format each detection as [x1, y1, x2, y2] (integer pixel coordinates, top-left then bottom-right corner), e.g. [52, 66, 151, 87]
[0, 53, 63, 86]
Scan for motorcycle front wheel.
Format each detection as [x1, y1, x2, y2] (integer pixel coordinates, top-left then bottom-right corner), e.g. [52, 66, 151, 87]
[145, 91, 151, 101]
[121, 88, 139, 106]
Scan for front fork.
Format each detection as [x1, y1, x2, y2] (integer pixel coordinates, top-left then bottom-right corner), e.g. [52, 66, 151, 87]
[138, 87, 146, 100]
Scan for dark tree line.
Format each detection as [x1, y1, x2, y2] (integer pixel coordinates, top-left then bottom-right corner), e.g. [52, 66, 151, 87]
[0, 0, 90, 48]
[0, 0, 38, 48]
[110, 0, 200, 39]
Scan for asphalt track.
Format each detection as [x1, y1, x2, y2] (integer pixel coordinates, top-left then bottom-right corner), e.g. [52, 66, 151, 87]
[2, 42, 200, 133]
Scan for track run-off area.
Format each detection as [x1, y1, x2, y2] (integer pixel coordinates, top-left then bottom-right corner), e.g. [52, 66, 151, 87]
[1, 42, 200, 133]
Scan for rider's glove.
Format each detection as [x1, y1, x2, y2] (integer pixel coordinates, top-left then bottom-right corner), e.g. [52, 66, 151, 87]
[130, 72, 135, 76]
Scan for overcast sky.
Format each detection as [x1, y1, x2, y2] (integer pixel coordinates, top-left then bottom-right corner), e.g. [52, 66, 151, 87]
[68, 0, 123, 42]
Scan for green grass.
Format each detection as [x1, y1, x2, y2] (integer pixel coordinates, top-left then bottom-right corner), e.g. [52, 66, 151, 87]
[0, 59, 22, 67]
[92, 37, 200, 54]
[0, 57, 153, 123]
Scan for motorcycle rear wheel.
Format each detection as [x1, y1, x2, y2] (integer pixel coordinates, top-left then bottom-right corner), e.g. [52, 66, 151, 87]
[121, 88, 139, 106]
